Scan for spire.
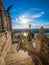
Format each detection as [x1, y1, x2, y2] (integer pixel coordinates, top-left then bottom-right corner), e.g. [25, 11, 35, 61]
[0, 0, 3, 4]
[0, 0, 4, 10]
[39, 27, 44, 33]
[0, 0, 3, 2]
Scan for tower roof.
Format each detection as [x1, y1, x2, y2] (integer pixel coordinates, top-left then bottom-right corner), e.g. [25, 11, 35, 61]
[0, 0, 3, 2]
[39, 26, 44, 33]
[0, 0, 4, 9]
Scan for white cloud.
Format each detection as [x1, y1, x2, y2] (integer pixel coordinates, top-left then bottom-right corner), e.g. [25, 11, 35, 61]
[12, 24, 29, 29]
[12, 22, 49, 29]
[12, 11, 46, 29]
[17, 15, 29, 24]
[31, 12, 45, 18]
[31, 23, 49, 29]
[15, 11, 45, 23]
[14, 14, 34, 24]
[26, 8, 41, 13]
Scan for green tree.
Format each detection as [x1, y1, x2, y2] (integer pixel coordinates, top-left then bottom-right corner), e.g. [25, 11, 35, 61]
[27, 32, 35, 41]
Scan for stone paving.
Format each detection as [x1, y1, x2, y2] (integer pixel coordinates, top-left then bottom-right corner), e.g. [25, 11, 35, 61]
[5, 43, 34, 65]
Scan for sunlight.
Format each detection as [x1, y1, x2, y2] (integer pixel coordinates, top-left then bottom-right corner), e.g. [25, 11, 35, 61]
[19, 15, 29, 24]
[21, 18, 28, 24]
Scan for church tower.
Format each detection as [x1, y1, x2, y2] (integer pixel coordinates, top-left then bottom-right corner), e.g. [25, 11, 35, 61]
[0, 0, 4, 31]
[0, 0, 4, 9]
[0, 0, 7, 32]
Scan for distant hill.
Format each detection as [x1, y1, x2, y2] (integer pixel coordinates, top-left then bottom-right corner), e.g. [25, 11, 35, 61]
[13, 29, 49, 34]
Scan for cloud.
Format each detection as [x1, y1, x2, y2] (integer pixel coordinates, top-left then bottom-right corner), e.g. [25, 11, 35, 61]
[31, 23, 49, 29]
[26, 8, 42, 13]
[42, 23, 49, 28]
[15, 16, 30, 24]
[12, 11, 45, 29]
[12, 23, 29, 29]
[15, 11, 45, 22]
[14, 14, 34, 24]
[31, 12, 45, 18]
[12, 22, 49, 29]
[32, 8, 41, 11]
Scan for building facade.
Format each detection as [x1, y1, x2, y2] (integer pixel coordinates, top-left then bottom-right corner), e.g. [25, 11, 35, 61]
[0, 0, 12, 32]
[0, 0, 12, 65]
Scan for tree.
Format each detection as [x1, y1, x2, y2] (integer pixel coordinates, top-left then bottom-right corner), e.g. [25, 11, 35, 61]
[27, 32, 35, 41]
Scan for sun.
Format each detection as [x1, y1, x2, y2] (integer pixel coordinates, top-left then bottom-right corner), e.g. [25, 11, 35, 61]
[19, 15, 29, 24]
[21, 18, 28, 24]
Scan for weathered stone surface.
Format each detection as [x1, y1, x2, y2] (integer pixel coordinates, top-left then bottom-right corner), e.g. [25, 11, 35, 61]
[0, 32, 12, 65]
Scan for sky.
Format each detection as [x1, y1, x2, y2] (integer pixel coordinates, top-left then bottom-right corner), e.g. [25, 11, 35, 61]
[3, 0, 49, 29]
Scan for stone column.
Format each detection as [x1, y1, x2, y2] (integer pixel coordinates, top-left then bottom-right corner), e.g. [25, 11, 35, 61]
[0, 10, 4, 32]
[0, 16, 2, 31]
[8, 16, 12, 32]
[5, 12, 9, 31]
[1, 9, 7, 31]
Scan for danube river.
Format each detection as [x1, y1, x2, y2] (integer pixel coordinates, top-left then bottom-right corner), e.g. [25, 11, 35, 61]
[13, 29, 49, 35]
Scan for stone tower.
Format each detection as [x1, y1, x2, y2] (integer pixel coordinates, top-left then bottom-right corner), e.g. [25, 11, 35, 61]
[8, 16, 12, 32]
[33, 27, 45, 53]
[0, 0, 4, 31]
[38, 27, 44, 39]
[0, 0, 7, 32]
[0, 1, 12, 65]
[39, 27, 44, 33]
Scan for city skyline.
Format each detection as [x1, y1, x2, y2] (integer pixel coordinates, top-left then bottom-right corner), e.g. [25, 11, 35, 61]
[3, 0, 49, 29]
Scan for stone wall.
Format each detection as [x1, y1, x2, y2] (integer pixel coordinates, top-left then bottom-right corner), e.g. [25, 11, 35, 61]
[35, 39, 41, 53]
[0, 31, 12, 65]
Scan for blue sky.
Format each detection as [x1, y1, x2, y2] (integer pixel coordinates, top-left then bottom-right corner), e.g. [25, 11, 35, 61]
[3, 0, 49, 29]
